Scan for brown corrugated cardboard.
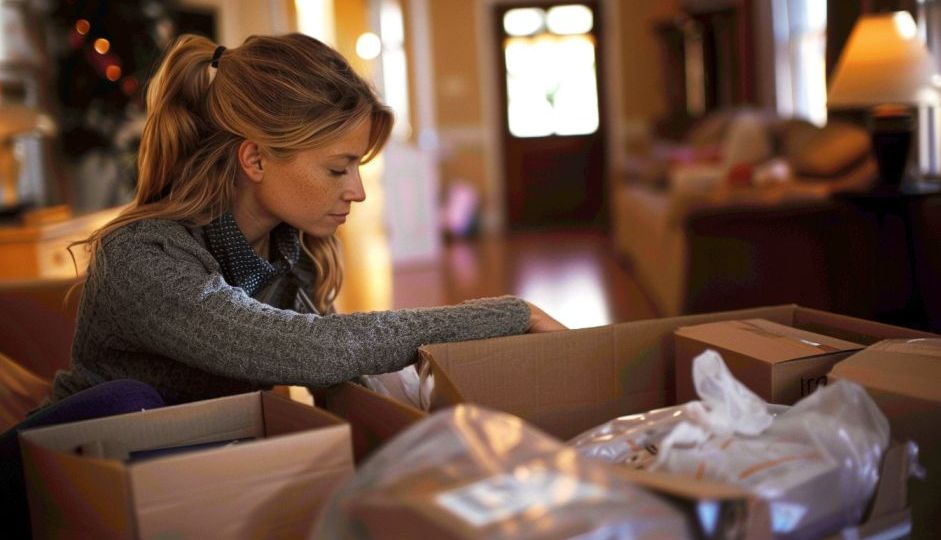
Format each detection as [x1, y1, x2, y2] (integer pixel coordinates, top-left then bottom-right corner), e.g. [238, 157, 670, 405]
[674, 319, 864, 404]
[830, 339, 941, 539]
[420, 305, 930, 440]
[20, 391, 353, 539]
[313, 381, 426, 463]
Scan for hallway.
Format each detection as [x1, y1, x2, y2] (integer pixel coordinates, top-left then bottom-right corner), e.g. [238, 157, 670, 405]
[389, 230, 658, 329]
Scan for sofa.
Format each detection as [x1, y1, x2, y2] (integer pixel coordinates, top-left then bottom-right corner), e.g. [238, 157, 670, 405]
[612, 109, 879, 317]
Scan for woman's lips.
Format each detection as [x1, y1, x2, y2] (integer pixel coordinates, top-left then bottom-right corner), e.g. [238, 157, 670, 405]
[329, 213, 348, 223]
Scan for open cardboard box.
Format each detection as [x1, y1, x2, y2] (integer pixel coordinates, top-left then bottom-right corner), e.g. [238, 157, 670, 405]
[20, 391, 353, 539]
[321, 304, 933, 538]
[830, 339, 941, 539]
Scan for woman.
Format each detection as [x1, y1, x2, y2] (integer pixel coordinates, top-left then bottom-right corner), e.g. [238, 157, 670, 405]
[50, 33, 565, 406]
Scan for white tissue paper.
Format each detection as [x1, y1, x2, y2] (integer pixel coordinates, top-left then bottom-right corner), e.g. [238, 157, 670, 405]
[358, 360, 434, 411]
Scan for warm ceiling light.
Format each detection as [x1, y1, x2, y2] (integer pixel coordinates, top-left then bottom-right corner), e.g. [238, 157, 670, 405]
[105, 65, 122, 81]
[94, 38, 110, 54]
[355, 32, 381, 60]
[75, 19, 90, 35]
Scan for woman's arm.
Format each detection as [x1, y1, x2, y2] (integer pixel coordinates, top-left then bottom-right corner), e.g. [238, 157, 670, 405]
[95, 230, 531, 388]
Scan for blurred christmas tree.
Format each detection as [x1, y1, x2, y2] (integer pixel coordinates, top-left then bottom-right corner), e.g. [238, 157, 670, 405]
[45, 0, 215, 210]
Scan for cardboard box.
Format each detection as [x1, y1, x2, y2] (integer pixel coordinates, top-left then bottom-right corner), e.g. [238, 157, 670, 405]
[674, 318, 864, 404]
[318, 305, 929, 537]
[413, 305, 929, 538]
[829, 339, 941, 539]
[322, 306, 930, 447]
[20, 391, 354, 539]
[420, 305, 929, 440]
[313, 381, 426, 463]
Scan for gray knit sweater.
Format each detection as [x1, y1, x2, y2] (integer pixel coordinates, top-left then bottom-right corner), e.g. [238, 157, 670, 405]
[50, 219, 530, 404]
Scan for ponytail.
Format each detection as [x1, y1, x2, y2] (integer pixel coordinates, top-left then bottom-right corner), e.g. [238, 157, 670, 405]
[137, 35, 216, 204]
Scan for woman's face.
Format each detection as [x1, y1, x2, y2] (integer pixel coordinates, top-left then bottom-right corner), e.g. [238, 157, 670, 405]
[255, 119, 372, 238]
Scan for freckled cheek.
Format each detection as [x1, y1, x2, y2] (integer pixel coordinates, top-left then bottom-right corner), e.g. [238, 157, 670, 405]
[284, 174, 336, 217]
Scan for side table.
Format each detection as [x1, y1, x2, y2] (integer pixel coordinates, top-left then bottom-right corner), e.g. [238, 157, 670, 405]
[834, 183, 941, 331]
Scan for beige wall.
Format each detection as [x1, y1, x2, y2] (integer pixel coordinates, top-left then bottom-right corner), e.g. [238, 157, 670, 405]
[619, 0, 681, 125]
[429, 0, 484, 126]
[426, 0, 489, 210]
[181, 0, 294, 46]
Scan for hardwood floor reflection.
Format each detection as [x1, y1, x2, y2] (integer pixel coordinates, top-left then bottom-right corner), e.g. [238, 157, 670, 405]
[391, 230, 657, 329]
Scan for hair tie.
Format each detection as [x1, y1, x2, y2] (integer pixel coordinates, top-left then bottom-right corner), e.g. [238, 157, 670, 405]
[210, 45, 226, 68]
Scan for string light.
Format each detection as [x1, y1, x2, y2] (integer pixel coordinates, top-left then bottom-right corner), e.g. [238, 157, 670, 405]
[121, 76, 139, 95]
[94, 38, 110, 54]
[105, 65, 122, 81]
[75, 19, 90, 35]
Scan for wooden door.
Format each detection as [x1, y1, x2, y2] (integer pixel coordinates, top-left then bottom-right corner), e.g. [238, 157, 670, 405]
[495, 2, 607, 229]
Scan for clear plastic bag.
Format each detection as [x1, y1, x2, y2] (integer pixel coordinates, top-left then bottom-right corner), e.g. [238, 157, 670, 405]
[313, 405, 692, 539]
[570, 349, 890, 540]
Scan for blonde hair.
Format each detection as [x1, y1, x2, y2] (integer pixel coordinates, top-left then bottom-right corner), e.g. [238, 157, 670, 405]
[74, 34, 393, 313]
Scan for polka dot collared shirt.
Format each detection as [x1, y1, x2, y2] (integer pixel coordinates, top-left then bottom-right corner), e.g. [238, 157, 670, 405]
[203, 213, 301, 297]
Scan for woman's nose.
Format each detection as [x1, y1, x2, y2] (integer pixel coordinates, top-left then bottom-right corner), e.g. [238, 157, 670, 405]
[344, 170, 366, 202]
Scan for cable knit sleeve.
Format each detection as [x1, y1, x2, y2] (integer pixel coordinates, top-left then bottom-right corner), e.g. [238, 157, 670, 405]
[93, 222, 530, 388]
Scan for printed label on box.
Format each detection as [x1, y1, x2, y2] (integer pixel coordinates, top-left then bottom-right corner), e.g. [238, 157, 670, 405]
[436, 470, 609, 527]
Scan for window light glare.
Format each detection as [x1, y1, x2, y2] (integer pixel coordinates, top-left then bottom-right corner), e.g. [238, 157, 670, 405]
[355, 32, 382, 60]
[546, 5, 593, 35]
[504, 8, 544, 37]
[894, 11, 917, 40]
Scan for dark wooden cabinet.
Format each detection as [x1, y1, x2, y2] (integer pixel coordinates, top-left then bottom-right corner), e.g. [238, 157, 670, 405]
[653, 0, 755, 139]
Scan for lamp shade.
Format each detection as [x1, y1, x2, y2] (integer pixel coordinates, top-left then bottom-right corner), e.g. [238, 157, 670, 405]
[828, 11, 941, 108]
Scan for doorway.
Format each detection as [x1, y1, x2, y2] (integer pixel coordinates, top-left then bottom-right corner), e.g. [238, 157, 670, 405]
[494, 2, 608, 229]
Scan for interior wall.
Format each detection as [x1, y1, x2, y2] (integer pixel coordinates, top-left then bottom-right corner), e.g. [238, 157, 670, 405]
[181, 0, 295, 46]
[427, 0, 489, 226]
[619, 0, 682, 146]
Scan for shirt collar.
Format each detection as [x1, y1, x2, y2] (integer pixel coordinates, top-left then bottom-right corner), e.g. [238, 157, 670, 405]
[203, 213, 300, 296]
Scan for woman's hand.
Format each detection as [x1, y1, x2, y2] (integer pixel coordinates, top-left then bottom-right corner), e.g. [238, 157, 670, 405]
[526, 302, 567, 333]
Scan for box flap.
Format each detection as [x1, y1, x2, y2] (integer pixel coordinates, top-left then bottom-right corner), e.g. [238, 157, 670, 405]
[315, 381, 426, 463]
[130, 423, 352, 538]
[675, 319, 862, 365]
[130, 423, 351, 504]
[866, 443, 910, 520]
[20, 392, 265, 458]
[261, 390, 345, 436]
[793, 307, 938, 345]
[20, 436, 135, 538]
[831, 340, 941, 403]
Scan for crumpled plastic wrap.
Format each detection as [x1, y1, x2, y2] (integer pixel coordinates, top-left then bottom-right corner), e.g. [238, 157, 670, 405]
[313, 405, 692, 539]
[570, 349, 891, 539]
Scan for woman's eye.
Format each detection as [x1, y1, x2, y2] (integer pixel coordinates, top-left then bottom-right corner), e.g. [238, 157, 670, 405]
[329, 169, 347, 177]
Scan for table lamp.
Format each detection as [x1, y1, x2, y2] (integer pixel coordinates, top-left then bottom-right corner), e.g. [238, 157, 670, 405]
[828, 11, 941, 187]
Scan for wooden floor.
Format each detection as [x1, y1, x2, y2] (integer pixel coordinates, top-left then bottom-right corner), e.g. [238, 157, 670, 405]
[388, 230, 658, 329]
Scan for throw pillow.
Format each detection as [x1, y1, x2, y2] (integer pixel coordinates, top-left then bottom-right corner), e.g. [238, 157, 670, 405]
[790, 121, 870, 179]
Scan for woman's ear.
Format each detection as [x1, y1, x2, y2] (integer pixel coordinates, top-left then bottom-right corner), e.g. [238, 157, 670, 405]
[237, 140, 266, 183]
